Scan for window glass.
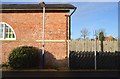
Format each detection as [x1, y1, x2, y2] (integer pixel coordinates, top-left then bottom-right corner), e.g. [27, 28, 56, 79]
[0, 22, 16, 40]
[0, 24, 3, 38]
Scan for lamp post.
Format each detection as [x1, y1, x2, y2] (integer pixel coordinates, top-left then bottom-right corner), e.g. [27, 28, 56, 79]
[39, 2, 45, 69]
[94, 30, 97, 70]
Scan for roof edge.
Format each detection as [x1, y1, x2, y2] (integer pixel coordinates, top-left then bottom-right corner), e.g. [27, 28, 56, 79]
[0, 4, 76, 10]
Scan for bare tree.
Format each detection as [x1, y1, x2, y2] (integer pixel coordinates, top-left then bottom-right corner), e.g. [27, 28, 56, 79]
[80, 27, 90, 40]
[80, 27, 90, 51]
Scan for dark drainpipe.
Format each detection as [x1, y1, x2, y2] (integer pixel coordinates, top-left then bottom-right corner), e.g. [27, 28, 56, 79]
[66, 7, 76, 68]
[69, 7, 77, 40]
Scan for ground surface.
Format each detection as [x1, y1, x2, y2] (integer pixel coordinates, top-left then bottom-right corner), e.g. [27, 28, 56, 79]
[1, 69, 120, 79]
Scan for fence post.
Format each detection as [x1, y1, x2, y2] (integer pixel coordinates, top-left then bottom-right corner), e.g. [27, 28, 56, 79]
[94, 51, 97, 70]
[95, 35, 97, 70]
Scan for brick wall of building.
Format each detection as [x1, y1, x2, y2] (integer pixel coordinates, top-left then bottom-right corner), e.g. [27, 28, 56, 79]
[0, 11, 69, 68]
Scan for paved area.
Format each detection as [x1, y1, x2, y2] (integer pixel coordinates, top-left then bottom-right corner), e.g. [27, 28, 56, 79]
[1, 70, 120, 79]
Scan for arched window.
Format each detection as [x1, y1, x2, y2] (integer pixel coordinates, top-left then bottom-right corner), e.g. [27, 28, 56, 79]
[0, 22, 16, 40]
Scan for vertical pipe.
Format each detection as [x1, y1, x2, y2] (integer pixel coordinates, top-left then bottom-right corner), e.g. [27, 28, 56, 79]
[68, 16, 70, 68]
[65, 15, 70, 68]
[42, 6, 45, 69]
[68, 8, 76, 68]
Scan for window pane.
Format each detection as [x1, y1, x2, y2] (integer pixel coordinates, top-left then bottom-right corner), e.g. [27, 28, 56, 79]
[9, 28, 12, 32]
[0, 22, 16, 40]
[5, 24, 15, 39]
[5, 34, 8, 38]
[0, 24, 3, 38]
[5, 26, 9, 32]
[12, 34, 15, 38]
[9, 34, 13, 38]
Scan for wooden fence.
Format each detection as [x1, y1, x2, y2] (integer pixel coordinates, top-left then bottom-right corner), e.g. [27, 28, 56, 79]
[70, 40, 118, 52]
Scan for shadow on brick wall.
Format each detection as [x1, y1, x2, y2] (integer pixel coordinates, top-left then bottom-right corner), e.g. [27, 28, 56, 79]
[33, 47, 68, 70]
[44, 50, 68, 70]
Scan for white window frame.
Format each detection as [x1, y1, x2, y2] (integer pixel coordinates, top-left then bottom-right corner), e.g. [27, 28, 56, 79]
[0, 22, 16, 40]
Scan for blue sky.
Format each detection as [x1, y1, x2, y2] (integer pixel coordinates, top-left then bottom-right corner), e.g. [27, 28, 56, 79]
[1, 1, 118, 39]
[1, 0, 119, 2]
[70, 2, 118, 39]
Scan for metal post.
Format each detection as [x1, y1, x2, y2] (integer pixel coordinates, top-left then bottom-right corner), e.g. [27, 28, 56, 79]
[94, 30, 97, 70]
[41, 2, 45, 69]
[95, 45, 97, 70]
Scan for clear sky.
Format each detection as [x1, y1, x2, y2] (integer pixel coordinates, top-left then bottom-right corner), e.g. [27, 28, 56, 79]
[1, 1, 118, 39]
[70, 2, 118, 39]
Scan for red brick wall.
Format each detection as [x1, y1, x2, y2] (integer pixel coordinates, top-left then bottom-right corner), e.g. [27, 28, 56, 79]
[0, 11, 69, 68]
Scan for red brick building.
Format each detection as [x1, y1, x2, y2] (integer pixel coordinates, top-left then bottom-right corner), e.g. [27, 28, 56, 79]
[104, 36, 116, 41]
[0, 3, 76, 68]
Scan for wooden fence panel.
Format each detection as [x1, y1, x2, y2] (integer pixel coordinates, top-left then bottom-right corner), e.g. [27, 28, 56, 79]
[70, 40, 118, 52]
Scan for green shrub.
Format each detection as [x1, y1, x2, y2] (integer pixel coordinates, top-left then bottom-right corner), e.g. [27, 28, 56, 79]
[2, 62, 9, 67]
[8, 46, 42, 69]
